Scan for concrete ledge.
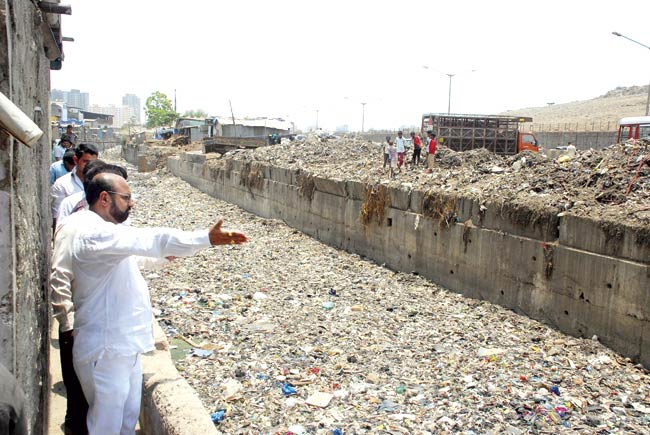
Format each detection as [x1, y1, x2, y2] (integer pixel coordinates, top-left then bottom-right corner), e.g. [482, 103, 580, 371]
[269, 166, 293, 185]
[346, 180, 366, 201]
[182, 151, 207, 164]
[477, 200, 559, 242]
[388, 185, 411, 211]
[313, 176, 347, 197]
[560, 214, 650, 264]
[140, 322, 217, 435]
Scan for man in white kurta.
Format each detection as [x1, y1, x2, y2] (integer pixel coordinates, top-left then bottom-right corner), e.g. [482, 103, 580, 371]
[70, 173, 247, 434]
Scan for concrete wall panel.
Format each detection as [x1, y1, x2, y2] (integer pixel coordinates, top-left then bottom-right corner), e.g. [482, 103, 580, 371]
[560, 214, 650, 264]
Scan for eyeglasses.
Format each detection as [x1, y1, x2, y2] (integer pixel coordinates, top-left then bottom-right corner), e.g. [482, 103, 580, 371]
[107, 191, 133, 202]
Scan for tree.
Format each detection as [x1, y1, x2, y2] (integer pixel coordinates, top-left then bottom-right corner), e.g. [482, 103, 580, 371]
[144, 91, 178, 128]
[182, 109, 208, 119]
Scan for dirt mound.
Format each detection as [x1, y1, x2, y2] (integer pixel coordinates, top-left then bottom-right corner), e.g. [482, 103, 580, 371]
[219, 135, 650, 227]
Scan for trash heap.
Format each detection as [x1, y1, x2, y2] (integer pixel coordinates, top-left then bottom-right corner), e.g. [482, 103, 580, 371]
[105, 144, 650, 435]
[223, 135, 650, 227]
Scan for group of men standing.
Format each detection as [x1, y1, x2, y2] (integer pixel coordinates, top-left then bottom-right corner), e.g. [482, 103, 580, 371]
[49, 139, 248, 434]
[383, 130, 438, 177]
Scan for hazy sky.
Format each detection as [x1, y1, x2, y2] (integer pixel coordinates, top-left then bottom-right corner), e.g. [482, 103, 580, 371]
[51, 0, 650, 131]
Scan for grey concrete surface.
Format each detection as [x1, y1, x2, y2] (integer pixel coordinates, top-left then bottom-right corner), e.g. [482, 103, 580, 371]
[140, 322, 218, 435]
[1, 2, 56, 433]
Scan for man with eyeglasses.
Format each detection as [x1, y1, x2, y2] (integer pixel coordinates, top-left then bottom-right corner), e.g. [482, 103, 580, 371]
[51, 161, 130, 435]
[68, 173, 247, 434]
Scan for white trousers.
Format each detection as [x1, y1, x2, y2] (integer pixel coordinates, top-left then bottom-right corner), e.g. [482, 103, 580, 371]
[74, 353, 142, 435]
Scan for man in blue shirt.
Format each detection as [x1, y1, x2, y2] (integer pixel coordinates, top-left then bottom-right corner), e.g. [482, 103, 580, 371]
[49, 149, 75, 185]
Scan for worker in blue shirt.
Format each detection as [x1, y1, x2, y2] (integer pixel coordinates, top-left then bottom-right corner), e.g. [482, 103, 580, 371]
[50, 149, 76, 185]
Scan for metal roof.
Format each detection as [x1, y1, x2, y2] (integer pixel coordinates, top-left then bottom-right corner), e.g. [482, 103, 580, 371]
[618, 116, 650, 125]
[216, 117, 291, 130]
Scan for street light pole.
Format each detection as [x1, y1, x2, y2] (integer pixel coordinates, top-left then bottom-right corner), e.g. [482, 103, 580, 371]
[446, 74, 454, 114]
[612, 31, 650, 116]
[361, 102, 366, 133]
[423, 66, 476, 115]
[316, 109, 319, 130]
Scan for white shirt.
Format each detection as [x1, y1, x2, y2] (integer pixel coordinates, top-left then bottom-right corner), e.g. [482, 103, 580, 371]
[395, 136, 406, 153]
[50, 212, 88, 332]
[51, 211, 166, 333]
[51, 169, 83, 219]
[70, 210, 211, 364]
[53, 143, 66, 160]
[57, 191, 86, 223]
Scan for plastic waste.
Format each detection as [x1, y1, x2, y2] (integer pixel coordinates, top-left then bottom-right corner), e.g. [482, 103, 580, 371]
[282, 383, 297, 396]
[210, 409, 225, 423]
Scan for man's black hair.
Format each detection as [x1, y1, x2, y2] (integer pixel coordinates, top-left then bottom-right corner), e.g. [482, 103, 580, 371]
[86, 174, 114, 207]
[104, 164, 128, 180]
[82, 160, 107, 192]
[74, 143, 99, 159]
[83, 163, 128, 194]
[62, 149, 76, 165]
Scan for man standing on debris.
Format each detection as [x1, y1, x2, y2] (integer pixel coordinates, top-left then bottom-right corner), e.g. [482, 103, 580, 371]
[51, 143, 99, 229]
[411, 132, 422, 165]
[53, 136, 73, 162]
[383, 135, 391, 169]
[388, 140, 398, 179]
[395, 131, 406, 170]
[426, 131, 437, 172]
[69, 173, 247, 434]
[65, 124, 78, 145]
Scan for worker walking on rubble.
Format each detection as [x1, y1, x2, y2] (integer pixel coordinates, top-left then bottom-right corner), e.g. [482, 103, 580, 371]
[426, 131, 437, 173]
[411, 132, 422, 165]
[395, 131, 406, 170]
[383, 135, 391, 169]
[388, 140, 397, 179]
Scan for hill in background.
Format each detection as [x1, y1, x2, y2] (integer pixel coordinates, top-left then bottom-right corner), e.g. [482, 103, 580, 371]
[502, 85, 649, 129]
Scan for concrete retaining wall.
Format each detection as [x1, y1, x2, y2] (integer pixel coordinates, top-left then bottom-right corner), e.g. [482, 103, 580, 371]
[536, 131, 618, 150]
[140, 322, 218, 435]
[168, 151, 650, 368]
[0, 2, 55, 433]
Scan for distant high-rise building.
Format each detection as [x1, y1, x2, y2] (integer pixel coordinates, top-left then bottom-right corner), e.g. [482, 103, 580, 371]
[89, 104, 138, 128]
[51, 88, 65, 101]
[51, 88, 89, 110]
[122, 93, 141, 123]
[65, 89, 89, 110]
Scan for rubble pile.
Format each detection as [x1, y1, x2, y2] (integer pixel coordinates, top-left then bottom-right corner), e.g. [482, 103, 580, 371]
[224, 135, 650, 226]
[98, 147, 650, 435]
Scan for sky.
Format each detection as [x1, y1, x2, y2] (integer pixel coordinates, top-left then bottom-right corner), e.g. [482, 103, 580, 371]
[51, 0, 650, 132]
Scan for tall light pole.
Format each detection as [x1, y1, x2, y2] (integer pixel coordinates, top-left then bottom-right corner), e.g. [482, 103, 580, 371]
[361, 102, 366, 133]
[316, 109, 319, 130]
[612, 31, 650, 116]
[423, 66, 476, 114]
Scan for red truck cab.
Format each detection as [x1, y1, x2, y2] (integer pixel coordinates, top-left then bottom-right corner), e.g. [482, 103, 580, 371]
[518, 131, 539, 152]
